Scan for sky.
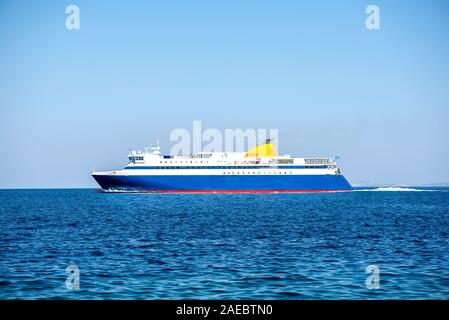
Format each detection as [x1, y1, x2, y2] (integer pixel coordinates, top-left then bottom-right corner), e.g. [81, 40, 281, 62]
[1, 0, 449, 188]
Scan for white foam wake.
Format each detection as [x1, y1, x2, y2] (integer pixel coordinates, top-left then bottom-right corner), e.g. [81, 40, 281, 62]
[355, 187, 443, 192]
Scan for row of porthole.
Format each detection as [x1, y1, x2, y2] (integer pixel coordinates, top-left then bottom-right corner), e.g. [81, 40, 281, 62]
[223, 171, 293, 175]
[161, 161, 209, 164]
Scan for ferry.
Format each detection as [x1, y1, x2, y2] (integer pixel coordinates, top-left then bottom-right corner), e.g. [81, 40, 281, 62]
[92, 140, 352, 193]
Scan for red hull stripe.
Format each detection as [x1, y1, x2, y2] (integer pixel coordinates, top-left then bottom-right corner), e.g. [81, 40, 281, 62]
[100, 189, 352, 194]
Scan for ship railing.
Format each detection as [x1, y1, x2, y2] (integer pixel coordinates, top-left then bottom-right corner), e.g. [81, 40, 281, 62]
[304, 158, 335, 165]
[269, 159, 293, 164]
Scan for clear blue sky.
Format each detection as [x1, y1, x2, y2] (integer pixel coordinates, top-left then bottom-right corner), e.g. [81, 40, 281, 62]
[1, 0, 449, 188]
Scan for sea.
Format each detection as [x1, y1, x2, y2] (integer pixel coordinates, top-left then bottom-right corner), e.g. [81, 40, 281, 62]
[0, 187, 448, 299]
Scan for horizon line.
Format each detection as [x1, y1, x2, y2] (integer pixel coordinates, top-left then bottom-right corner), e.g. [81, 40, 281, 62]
[1, 185, 449, 191]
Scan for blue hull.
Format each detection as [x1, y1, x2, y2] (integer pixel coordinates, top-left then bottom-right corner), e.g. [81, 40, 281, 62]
[92, 174, 352, 192]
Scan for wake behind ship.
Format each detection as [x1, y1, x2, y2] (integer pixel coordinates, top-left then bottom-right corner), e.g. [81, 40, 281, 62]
[92, 140, 352, 193]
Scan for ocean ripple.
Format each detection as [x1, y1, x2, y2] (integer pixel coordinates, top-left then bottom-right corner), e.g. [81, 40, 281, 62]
[0, 188, 449, 299]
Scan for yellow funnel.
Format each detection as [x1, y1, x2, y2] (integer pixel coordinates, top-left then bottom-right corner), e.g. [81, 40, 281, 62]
[244, 142, 278, 158]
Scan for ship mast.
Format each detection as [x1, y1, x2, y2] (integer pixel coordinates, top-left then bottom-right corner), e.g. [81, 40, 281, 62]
[150, 139, 161, 155]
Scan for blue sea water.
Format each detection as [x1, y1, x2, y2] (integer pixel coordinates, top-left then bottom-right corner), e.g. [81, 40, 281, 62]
[0, 187, 449, 300]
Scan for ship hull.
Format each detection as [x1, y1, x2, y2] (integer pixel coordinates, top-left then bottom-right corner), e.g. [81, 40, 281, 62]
[92, 174, 352, 193]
